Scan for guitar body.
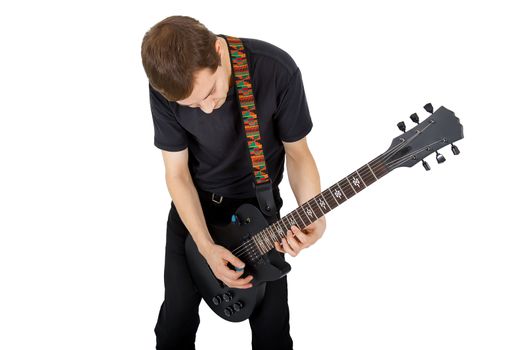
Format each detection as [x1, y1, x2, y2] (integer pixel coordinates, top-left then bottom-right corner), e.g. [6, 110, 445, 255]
[184, 203, 291, 322]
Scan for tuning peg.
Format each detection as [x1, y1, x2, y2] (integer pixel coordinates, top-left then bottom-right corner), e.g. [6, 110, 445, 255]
[435, 151, 446, 164]
[422, 160, 431, 171]
[410, 113, 420, 124]
[424, 103, 434, 114]
[451, 143, 460, 155]
[397, 121, 406, 132]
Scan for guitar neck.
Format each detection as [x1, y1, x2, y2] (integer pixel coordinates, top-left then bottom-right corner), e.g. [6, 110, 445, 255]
[253, 154, 392, 255]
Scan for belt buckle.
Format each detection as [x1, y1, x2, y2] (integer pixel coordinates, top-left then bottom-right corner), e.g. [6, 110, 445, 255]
[211, 193, 223, 204]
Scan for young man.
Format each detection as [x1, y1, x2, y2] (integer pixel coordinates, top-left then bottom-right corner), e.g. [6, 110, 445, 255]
[141, 15, 327, 350]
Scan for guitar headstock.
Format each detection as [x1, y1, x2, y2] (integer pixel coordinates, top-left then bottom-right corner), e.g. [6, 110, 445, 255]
[384, 104, 464, 171]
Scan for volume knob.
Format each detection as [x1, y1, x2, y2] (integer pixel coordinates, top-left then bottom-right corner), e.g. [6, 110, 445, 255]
[233, 301, 244, 312]
[222, 292, 233, 302]
[224, 307, 234, 317]
[212, 295, 222, 306]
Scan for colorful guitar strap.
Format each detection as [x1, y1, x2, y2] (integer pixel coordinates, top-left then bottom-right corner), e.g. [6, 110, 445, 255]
[223, 35, 277, 218]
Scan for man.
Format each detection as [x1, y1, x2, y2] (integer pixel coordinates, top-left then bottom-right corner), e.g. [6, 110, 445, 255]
[141, 15, 327, 350]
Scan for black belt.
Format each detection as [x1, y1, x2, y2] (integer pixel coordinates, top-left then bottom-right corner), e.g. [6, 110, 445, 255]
[197, 187, 281, 207]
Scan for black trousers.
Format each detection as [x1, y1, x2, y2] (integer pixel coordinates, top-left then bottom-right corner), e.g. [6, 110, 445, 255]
[154, 187, 293, 350]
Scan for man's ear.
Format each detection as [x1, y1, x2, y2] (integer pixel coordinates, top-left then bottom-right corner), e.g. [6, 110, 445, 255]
[215, 37, 222, 54]
[215, 38, 223, 66]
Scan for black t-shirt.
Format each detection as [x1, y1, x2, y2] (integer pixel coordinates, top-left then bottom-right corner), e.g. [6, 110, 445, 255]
[148, 34, 313, 198]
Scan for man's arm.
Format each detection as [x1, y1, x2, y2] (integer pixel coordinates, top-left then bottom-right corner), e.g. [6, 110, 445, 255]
[274, 136, 327, 256]
[161, 149, 254, 288]
[283, 136, 321, 206]
[162, 148, 213, 251]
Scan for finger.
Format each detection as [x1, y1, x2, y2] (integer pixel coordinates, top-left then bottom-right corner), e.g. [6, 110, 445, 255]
[229, 282, 253, 289]
[286, 229, 302, 252]
[236, 274, 254, 285]
[223, 275, 254, 289]
[224, 273, 253, 285]
[281, 237, 297, 257]
[219, 265, 253, 282]
[221, 266, 245, 280]
[274, 241, 284, 253]
[223, 251, 245, 270]
[291, 226, 309, 246]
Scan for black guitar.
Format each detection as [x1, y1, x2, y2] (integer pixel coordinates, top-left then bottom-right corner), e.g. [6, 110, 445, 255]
[185, 104, 464, 322]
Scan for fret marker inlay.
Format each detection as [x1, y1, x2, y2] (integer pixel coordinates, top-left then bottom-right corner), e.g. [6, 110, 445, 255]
[367, 163, 379, 181]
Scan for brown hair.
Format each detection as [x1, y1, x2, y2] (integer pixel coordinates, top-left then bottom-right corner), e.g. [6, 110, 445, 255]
[141, 15, 220, 101]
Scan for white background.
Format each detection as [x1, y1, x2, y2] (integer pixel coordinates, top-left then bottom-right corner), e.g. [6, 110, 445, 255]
[1, 0, 524, 349]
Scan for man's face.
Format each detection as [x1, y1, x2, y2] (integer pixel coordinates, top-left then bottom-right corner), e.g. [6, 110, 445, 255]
[175, 38, 231, 114]
[175, 66, 229, 114]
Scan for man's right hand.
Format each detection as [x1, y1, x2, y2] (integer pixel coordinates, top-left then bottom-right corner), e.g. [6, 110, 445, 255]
[200, 243, 254, 289]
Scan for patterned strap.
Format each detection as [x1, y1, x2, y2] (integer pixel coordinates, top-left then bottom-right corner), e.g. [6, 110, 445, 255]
[223, 35, 270, 185]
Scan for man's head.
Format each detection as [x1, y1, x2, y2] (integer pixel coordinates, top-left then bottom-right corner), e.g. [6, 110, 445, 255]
[141, 15, 232, 114]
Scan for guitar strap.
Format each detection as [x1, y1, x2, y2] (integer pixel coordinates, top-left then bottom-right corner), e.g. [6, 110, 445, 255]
[223, 35, 278, 219]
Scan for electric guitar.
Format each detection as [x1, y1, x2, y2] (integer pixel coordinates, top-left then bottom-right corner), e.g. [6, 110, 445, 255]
[185, 104, 464, 322]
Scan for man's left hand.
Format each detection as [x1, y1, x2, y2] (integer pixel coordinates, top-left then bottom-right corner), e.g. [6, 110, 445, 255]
[274, 217, 326, 257]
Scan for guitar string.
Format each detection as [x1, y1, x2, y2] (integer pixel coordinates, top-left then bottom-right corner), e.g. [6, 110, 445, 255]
[385, 140, 445, 169]
[231, 149, 395, 259]
[230, 135, 420, 260]
[230, 138, 411, 260]
[234, 169, 381, 264]
[232, 141, 426, 262]
[232, 124, 439, 261]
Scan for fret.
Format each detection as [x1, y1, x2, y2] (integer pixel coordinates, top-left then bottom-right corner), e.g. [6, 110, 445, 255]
[251, 236, 259, 253]
[305, 199, 320, 219]
[311, 195, 326, 214]
[316, 192, 330, 213]
[270, 227, 279, 242]
[286, 211, 297, 230]
[256, 234, 265, 251]
[262, 233, 272, 250]
[259, 233, 270, 251]
[289, 214, 296, 229]
[274, 221, 286, 238]
[264, 234, 273, 250]
[265, 227, 276, 243]
[329, 184, 343, 205]
[294, 208, 307, 228]
[367, 163, 379, 181]
[345, 176, 357, 194]
[349, 172, 363, 190]
[275, 219, 286, 235]
[315, 194, 328, 214]
[321, 191, 333, 210]
[300, 205, 314, 225]
[356, 169, 367, 187]
[283, 215, 292, 231]
[266, 232, 273, 250]
[322, 188, 337, 208]
[336, 181, 349, 200]
[304, 201, 318, 221]
[359, 165, 377, 186]
[254, 235, 264, 253]
[313, 194, 326, 215]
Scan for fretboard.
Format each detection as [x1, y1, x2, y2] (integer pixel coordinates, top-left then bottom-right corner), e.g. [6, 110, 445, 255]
[249, 155, 390, 256]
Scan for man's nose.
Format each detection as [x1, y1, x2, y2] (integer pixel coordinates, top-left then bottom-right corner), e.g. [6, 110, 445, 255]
[200, 100, 214, 114]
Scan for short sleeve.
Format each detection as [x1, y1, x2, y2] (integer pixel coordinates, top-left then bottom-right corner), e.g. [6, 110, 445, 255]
[148, 83, 189, 152]
[273, 67, 313, 142]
